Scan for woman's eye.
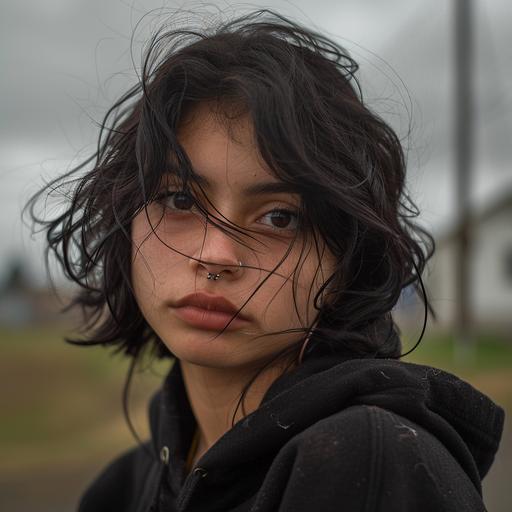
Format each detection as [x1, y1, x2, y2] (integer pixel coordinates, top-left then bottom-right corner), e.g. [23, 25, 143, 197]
[259, 209, 299, 232]
[157, 190, 196, 211]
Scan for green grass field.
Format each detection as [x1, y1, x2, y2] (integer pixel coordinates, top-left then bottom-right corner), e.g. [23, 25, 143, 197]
[1, 326, 171, 475]
[403, 331, 512, 371]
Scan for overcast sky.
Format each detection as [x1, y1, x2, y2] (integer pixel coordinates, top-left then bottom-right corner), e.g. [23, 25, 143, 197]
[2, 0, 511, 286]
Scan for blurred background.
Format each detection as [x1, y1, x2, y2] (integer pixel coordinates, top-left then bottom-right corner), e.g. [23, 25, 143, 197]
[1, 0, 511, 510]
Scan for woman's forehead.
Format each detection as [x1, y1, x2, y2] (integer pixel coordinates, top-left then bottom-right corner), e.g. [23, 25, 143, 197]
[172, 103, 293, 195]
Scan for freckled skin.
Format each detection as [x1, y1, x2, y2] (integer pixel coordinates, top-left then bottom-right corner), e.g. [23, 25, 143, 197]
[131, 102, 336, 372]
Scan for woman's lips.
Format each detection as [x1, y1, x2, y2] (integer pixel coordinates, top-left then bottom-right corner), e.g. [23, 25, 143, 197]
[172, 305, 251, 331]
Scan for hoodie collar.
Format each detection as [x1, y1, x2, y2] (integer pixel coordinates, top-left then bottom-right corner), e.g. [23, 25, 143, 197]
[149, 345, 504, 492]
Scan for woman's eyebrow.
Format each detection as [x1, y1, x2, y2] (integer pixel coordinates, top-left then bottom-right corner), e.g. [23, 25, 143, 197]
[190, 171, 301, 196]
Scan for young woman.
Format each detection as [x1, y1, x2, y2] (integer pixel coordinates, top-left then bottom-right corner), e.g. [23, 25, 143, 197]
[25, 9, 504, 512]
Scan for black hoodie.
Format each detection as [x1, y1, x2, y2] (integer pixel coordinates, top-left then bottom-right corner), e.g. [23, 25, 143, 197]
[77, 346, 504, 512]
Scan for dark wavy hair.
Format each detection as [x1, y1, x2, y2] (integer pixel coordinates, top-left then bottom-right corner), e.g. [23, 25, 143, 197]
[23, 9, 435, 435]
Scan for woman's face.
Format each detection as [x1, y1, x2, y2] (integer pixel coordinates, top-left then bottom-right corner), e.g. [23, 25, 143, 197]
[131, 102, 336, 371]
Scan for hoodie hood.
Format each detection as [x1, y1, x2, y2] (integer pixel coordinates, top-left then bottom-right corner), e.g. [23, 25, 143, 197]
[148, 345, 505, 497]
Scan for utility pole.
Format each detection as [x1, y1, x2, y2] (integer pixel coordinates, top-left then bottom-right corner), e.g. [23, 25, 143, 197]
[454, 0, 474, 359]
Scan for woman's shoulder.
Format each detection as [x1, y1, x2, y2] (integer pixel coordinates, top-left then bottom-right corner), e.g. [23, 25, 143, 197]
[283, 404, 446, 464]
[297, 403, 429, 440]
[269, 405, 485, 511]
[288, 404, 475, 479]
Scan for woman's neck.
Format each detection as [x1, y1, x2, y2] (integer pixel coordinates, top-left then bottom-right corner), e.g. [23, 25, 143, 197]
[179, 359, 290, 461]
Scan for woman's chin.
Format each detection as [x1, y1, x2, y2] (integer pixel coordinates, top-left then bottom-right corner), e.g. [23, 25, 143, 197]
[162, 337, 252, 369]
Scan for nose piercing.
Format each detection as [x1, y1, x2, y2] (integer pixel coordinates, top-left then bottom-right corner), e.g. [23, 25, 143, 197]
[206, 261, 243, 280]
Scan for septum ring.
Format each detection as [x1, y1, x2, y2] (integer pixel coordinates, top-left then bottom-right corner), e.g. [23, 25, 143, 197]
[206, 261, 243, 280]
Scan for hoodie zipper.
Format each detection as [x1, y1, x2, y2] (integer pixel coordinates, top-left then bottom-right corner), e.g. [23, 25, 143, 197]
[176, 466, 208, 511]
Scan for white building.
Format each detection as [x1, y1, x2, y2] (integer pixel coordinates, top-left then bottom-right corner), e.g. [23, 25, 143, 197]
[424, 187, 512, 333]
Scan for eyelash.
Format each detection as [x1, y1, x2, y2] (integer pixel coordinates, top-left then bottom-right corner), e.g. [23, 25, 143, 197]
[154, 190, 300, 233]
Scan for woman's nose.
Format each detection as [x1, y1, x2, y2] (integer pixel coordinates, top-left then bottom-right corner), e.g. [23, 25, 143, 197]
[189, 222, 243, 278]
